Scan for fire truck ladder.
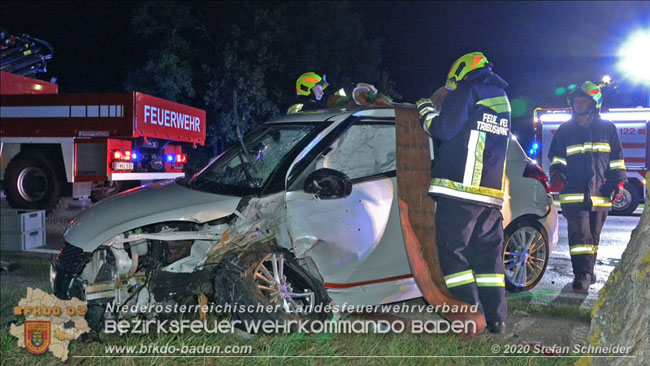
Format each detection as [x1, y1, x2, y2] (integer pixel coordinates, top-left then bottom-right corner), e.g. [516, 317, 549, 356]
[0, 28, 54, 77]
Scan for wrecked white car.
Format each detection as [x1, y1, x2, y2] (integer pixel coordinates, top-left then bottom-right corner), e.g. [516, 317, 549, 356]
[51, 107, 558, 330]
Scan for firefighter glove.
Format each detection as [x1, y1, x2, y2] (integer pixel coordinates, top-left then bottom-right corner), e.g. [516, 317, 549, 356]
[550, 170, 567, 192]
[601, 180, 624, 198]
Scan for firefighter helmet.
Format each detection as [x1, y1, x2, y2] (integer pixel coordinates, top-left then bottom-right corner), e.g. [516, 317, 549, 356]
[296, 72, 329, 96]
[567, 81, 602, 109]
[445, 52, 490, 90]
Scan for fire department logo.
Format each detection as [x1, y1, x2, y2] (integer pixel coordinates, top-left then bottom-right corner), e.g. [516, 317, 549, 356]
[24, 321, 51, 354]
[11, 288, 90, 361]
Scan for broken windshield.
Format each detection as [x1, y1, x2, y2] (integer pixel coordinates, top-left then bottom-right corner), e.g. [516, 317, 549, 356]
[186, 124, 316, 196]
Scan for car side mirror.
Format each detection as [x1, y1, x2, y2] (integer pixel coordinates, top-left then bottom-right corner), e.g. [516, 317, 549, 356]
[304, 168, 353, 199]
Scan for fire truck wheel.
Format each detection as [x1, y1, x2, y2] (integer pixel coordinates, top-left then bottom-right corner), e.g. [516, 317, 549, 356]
[4, 152, 62, 212]
[610, 182, 640, 216]
[90, 181, 124, 202]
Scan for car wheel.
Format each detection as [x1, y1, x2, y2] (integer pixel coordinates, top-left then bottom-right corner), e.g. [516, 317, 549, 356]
[214, 243, 331, 328]
[503, 218, 549, 292]
[610, 182, 640, 216]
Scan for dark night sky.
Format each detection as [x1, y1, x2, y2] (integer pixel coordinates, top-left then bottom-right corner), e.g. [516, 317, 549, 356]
[2, 1, 650, 147]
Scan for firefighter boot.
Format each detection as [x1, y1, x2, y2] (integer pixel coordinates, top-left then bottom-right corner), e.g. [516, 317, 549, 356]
[572, 273, 592, 292]
[487, 321, 506, 334]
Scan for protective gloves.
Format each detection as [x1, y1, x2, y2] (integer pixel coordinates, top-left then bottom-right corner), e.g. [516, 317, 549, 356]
[549, 170, 567, 192]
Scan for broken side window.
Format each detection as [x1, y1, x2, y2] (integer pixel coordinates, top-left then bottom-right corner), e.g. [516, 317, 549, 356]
[317, 124, 396, 180]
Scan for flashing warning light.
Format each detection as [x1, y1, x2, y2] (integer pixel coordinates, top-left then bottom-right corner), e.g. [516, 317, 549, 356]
[124, 151, 131, 161]
[617, 29, 650, 85]
[166, 155, 174, 162]
[528, 142, 540, 157]
[176, 154, 187, 163]
[132, 153, 138, 160]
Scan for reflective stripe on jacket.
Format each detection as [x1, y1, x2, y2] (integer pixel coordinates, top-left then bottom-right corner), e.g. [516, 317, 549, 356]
[548, 115, 627, 211]
[417, 71, 511, 209]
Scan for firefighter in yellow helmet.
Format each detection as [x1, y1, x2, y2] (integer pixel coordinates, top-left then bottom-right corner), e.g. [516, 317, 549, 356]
[548, 81, 626, 292]
[287, 72, 330, 114]
[416, 52, 511, 334]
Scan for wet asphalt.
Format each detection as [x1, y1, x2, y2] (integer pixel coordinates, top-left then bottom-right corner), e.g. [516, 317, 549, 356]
[519, 203, 643, 309]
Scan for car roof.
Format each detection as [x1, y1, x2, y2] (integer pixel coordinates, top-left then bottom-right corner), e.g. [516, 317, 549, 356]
[266, 107, 396, 124]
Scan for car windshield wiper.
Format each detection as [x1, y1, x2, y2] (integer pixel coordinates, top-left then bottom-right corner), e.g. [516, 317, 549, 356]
[233, 90, 257, 188]
[236, 151, 256, 188]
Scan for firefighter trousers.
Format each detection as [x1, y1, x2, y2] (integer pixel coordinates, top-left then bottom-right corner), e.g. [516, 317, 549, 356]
[562, 209, 608, 276]
[434, 197, 508, 324]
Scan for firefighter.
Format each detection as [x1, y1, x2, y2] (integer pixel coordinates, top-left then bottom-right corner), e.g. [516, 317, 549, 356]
[288, 72, 388, 113]
[287, 72, 331, 114]
[416, 52, 511, 334]
[548, 81, 626, 292]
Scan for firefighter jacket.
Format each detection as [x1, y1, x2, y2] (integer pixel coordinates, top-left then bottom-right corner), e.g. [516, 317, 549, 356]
[416, 69, 511, 209]
[548, 115, 627, 211]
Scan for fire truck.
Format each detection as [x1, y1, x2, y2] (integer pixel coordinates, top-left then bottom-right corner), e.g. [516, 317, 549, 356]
[0, 31, 206, 212]
[533, 107, 649, 215]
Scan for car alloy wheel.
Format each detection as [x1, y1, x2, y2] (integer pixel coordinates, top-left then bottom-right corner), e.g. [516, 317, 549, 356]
[254, 253, 316, 316]
[503, 219, 549, 292]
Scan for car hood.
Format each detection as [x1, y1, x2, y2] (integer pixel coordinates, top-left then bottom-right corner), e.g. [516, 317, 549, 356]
[64, 180, 241, 252]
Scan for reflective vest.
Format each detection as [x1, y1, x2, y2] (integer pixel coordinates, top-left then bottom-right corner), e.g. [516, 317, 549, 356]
[548, 115, 626, 211]
[417, 72, 511, 209]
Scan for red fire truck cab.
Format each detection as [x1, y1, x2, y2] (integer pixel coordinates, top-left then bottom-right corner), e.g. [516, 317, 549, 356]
[0, 71, 206, 211]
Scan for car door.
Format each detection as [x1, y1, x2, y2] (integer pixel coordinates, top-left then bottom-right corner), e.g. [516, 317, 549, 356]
[285, 116, 416, 305]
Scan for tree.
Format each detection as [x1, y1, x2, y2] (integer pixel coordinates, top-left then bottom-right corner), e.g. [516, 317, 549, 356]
[127, 1, 398, 172]
[125, 2, 196, 104]
[576, 172, 650, 365]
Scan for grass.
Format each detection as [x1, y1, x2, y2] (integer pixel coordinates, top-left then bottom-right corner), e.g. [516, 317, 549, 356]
[1, 325, 580, 366]
[508, 302, 591, 323]
[0, 278, 582, 366]
[0, 254, 51, 277]
[0, 256, 585, 366]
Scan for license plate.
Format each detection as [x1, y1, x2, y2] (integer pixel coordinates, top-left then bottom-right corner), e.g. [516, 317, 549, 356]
[113, 162, 134, 170]
[172, 164, 184, 170]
